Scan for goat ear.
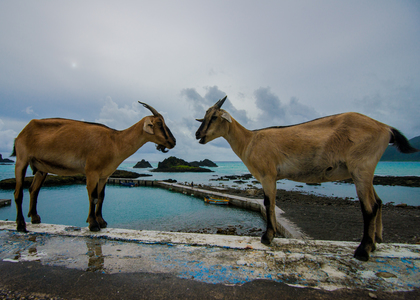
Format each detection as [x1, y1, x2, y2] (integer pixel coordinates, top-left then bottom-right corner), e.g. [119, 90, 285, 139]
[221, 112, 232, 123]
[195, 118, 204, 122]
[143, 118, 154, 134]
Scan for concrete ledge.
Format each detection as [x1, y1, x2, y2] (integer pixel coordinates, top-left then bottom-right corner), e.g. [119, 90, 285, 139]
[0, 221, 419, 292]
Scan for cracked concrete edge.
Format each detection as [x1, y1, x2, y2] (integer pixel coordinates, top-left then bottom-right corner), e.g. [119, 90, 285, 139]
[1, 221, 419, 260]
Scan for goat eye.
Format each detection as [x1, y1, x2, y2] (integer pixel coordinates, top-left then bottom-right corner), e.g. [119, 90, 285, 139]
[211, 116, 218, 120]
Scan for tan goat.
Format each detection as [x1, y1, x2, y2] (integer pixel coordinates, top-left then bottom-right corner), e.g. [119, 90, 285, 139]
[195, 96, 418, 261]
[12, 102, 176, 232]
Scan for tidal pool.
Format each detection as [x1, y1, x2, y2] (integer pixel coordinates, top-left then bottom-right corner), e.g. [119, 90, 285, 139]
[0, 185, 265, 235]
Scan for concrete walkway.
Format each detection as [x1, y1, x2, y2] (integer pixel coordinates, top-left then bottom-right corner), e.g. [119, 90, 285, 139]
[0, 221, 419, 297]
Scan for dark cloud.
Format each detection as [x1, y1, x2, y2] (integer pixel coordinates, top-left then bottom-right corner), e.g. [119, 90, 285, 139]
[181, 86, 251, 126]
[254, 87, 320, 127]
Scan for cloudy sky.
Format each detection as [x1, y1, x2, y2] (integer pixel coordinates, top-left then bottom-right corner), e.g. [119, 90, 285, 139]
[1, 1, 419, 162]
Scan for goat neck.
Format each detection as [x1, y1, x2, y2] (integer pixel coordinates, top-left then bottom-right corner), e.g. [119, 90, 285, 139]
[115, 119, 150, 159]
[223, 117, 253, 159]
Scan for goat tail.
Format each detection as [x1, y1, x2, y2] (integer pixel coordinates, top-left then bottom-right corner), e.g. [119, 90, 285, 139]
[11, 139, 17, 157]
[390, 128, 419, 154]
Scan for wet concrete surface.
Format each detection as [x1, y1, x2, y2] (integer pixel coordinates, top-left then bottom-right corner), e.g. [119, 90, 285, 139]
[0, 221, 420, 299]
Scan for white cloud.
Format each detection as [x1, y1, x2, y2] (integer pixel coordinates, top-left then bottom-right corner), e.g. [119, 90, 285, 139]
[95, 97, 144, 130]
[0, 119, 18, 156]
[23, 106, 38, 116]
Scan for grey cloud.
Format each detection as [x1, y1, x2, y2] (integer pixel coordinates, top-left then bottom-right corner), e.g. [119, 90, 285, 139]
[182, 86, 251, 126]
[354, 83, 420, 138]
[254, 87, 319, 127]
[254, 87, 285, 120]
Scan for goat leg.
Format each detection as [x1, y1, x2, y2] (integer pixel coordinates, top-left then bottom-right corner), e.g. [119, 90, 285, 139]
[28, 171, 47, 224]
[261, 184, 277, 245]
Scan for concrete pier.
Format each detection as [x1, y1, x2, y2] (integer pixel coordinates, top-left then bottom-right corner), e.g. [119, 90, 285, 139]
[107, 178, 307, 239]
[0, 221, 419, 294]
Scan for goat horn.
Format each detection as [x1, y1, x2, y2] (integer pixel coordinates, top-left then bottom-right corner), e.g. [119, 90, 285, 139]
[138, 101, 159, 116]
[214, 95, 228, 109]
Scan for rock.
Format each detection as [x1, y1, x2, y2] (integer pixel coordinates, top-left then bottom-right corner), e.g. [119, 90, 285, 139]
[233, 180, 246, 184]
[0, 170, 146, 189]
[189, 159, 218, 167]
[376, 272, 397, 278]
[162, 179, 177, 183]
[338, 176, 420, 187]
[151, 156, 214, 173]
[0, 154, 14, 164]
[133, 159, 152, 168]
[246, 189, 258, 196]
[110, 170, 149, 178]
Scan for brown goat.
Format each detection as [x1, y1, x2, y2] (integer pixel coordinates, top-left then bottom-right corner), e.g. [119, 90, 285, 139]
[12, 102, 176, 232]
[195, 96, 418, 261]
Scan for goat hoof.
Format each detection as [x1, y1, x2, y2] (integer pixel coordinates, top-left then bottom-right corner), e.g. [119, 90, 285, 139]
[96, 218, 108, 228]
[89, 223, 101, 232]
[354, 246, 370, 262]
[17, 223, 28, 233]
[31, 215, 41, 224]
[261, 232, 273, 245]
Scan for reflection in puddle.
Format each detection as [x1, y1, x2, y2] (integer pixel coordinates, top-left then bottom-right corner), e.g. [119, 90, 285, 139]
[86, 239, 105, 273]
[12, 235, 39, 261]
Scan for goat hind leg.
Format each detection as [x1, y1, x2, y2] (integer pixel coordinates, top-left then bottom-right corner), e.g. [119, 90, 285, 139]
[14, 162, 28, 232]
[261, 179, 277, 245]
[374, 188, 383, 244]
[86, 176, 101, 231]
[28, 171, 47, 224]
[354, 183, 378, 261]
[95, 179, 108, 229]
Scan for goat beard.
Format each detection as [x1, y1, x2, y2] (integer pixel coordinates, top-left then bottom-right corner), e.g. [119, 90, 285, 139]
[156, 144, 169, 153]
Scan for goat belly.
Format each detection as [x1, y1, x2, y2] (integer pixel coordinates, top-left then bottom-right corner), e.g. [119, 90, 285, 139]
[30, 157, 83, 176]
[281, 164, 351, 183]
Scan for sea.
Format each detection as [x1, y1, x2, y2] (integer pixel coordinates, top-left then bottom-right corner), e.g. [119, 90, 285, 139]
[0, 161, 419, 230]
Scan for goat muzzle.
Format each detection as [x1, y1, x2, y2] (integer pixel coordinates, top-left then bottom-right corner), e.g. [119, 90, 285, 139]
[196, 132, 206, 144]
[156, 144, 169, 153]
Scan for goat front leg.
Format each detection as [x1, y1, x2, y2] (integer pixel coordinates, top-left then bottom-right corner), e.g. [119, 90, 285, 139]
[28, 171, 47, 224]
[260, 179, 277, 245]
[86, 175, 101, 232]
[95, 179, 108, 229]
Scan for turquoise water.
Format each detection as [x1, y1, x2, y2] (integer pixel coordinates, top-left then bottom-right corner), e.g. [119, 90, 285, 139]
[118, 161, 420, 206]
[0, 183, 265, 233]
[0, 161, 419, 230]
